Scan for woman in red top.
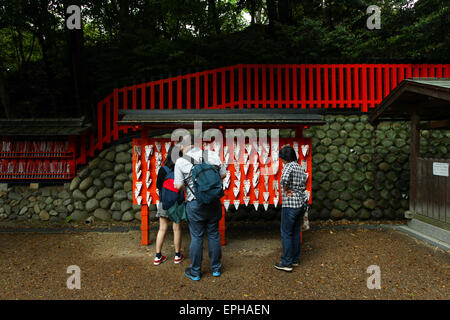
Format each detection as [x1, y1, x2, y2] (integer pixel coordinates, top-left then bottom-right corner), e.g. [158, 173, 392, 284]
[154, 145, 184, 265]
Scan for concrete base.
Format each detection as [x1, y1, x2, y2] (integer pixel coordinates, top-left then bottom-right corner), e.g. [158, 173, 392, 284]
[396, 219, 450, 251]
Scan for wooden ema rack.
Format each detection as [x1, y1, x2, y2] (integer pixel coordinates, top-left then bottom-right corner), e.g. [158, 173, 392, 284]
[0, 138, 77, 180]
[132, 136, 312, 246]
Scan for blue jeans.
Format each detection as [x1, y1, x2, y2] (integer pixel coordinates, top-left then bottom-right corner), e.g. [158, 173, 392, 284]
[185, 199, 222, 277]
[281, 206, 306, 266]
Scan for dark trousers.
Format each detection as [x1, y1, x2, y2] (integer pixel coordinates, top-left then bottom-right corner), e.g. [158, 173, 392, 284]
[281, 206, 306, 266]
[185, 199, 222, 277]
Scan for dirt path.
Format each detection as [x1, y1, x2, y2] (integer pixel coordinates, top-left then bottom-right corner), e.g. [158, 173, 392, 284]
[0, 221, 448, 300]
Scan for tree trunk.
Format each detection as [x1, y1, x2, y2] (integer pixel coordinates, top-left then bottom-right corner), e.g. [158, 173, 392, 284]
[278, 0, 292, 25]
[266, 0, 278, 26]
[118, 0, 130, 34]
[208, 0, 221, 34]
[65, 1, 86, 117]
[0, 68, 13, 118]
[249, 0, 256, 25]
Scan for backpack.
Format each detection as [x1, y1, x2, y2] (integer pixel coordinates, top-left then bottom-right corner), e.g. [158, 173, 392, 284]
[184, 150, 224, 205]
[160, 166, 184, 210]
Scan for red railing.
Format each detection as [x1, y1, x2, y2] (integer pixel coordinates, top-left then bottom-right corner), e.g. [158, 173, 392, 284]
[79, 63, 450, 166]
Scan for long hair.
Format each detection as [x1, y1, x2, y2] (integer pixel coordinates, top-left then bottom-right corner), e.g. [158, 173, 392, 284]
[164, 144, 181, 169]
[279, 145, 298, 163]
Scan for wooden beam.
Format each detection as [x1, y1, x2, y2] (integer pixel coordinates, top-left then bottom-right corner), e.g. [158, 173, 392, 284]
[418, 119, 450, 130]
[410, 112, 420, 213]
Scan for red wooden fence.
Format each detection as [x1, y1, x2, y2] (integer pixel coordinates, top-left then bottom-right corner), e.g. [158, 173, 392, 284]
[76, 63, 450, 166]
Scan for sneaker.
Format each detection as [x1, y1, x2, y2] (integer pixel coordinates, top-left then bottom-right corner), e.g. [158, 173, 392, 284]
[184, 267, 201, 281]
[292, 262, 299, 267]
[154, 255, 167, 265]
[174, 254, 184, 264]
[274, 262, 293, 272]
[212, 271, 221, 277]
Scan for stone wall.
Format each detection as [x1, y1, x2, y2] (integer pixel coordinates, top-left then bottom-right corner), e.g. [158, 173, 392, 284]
[303, 115, 450, 221]
[0, 141, 143, 223]
[0, 115, 449, 224]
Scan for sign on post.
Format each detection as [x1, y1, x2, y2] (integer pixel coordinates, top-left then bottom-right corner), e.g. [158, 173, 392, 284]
[432, 162, 449, 177]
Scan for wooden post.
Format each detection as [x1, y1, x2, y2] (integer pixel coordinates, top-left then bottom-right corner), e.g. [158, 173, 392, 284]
[410, 112, 420, 214]
[219, 205, 226, 245]
[295, 126, 303, 245]
[141, 126, 151, 245]
[141, 205, 150, 245]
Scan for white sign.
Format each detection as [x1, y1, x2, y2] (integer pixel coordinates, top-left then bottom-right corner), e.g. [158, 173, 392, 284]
[433, 162, 449, 177]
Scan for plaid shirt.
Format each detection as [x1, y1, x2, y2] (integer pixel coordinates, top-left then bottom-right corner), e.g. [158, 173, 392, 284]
[280, 161, 308, 208]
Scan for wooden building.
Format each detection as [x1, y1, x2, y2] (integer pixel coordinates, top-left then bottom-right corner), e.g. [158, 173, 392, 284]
[369, 79, 450, 244]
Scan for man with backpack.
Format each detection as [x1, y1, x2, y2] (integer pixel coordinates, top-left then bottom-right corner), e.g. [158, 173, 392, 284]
[173, 133, 227, 281]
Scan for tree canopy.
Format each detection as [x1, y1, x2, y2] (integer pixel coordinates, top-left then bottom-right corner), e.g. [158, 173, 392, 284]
[0, 0, 448, 119]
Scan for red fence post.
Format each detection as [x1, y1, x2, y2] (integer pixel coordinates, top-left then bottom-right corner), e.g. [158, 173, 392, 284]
[105, 97, 111, 144]
[97, 101, 103, 150]
[247, 65, 252, 108]
[362, 65, 368, 112]
[285, 65, 290, 108]
[187, 76, 192, 110]
[262, 65, 267, 109]
[221, 69, 226, 108]
[113, 89, 119, 141]
[300, 64, 306, 109]
[338, 65, 343, 108]
[150, 84, 155, 110]
[254, 65, 259, 108]
[177, 77, 182, 109]
[391, 64, 397, 90]
[316, 65, 321, 109]
[345, 65, 351, 108]
[168, 79, 173, 110]
[213, 70, 217, 108]
[292, 65, 298, 108]
[141, 85, 146, 110]
[369, 65, 375, 108]
[323, 65, 329, 109]
[383, 65, 389, 98]
[196, 73, 200, 109]
[239, 65, 244, 109]
[277, 65, 282, 108]
[270, 65, 274, 109]
[354, 64, 359, 110]
[331, 64, 336, 108]
[204, 71, 209, 109]
[230, 67, 235, 109]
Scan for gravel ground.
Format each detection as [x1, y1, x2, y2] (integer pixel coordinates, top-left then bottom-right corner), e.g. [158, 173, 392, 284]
[0, 220, 448, 300]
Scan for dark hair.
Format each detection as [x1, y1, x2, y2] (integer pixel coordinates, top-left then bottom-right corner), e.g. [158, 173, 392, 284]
[164, 144, 181, 169]
[179, 132, 195, 147]
[279, 145, 298, 163]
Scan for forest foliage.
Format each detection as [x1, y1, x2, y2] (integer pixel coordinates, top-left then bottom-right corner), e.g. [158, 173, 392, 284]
[0, 0, 448, 119]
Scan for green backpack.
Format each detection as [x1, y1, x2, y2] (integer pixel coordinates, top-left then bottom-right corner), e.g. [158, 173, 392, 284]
[184, 150, 224, 205]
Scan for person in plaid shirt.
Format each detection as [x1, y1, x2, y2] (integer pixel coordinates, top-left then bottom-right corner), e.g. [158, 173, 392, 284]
[275, 145, 308, 272]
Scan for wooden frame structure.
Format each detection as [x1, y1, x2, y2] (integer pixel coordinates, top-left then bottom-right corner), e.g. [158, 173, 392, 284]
[0, 118, 92, 181]
[369, 78, 450, 231]
[119, 109, 325, 245]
